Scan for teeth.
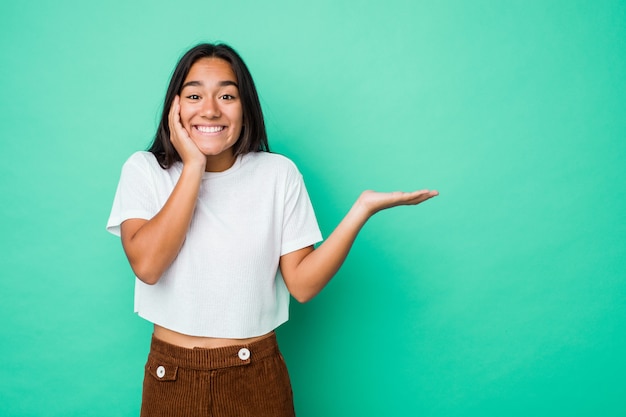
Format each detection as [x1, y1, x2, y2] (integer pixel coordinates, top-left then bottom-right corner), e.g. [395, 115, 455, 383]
[196, 125, 224, 133]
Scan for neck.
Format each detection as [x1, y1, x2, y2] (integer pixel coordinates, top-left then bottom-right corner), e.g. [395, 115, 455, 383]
[204, 152, 236, 172]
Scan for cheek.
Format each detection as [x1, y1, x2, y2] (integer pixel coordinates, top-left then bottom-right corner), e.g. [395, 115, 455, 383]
[178, 105, 193, 128]
[232, 107, 244, 128]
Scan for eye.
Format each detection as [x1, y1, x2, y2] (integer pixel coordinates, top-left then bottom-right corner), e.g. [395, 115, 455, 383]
[186, 94, 200, 100]
[220, 94, 236, 100]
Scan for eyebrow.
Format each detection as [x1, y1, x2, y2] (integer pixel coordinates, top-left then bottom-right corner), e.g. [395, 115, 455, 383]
[181, 80, 239, 89]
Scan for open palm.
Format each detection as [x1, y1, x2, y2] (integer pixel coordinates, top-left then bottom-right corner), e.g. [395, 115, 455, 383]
[357, 189, 439, 215]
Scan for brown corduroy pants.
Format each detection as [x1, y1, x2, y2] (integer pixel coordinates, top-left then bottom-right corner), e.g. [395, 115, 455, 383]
[140, 332, 296, 417]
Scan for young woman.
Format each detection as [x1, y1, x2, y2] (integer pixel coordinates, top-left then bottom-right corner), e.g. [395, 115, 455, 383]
[107, 43, 437, 417]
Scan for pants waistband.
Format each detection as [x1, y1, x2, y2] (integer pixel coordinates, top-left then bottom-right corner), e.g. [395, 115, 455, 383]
[148, 332, 279, 370]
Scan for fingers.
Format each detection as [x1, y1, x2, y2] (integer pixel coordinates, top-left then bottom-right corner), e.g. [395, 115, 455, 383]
[382, 190, 438, 209]
[406, 190, 439, 205]
[393, 190, 439, 205]
[168, 96, 185, 141]
[167, 96, 205, 167]
[357, 189, 438, 215]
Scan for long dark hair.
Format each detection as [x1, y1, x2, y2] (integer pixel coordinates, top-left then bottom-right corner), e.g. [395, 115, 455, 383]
[149, 43, 269, 168]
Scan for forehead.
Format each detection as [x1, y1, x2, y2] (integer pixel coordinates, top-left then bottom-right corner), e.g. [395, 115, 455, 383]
[184, 57, 237, 85]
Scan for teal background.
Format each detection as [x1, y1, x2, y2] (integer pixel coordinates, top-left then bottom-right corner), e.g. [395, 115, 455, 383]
[1, 0, 625, 416]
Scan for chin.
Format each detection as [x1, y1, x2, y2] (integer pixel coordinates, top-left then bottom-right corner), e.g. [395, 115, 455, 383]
[200, 146, 235, 156]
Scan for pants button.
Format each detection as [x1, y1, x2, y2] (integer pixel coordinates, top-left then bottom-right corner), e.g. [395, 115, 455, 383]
[238, 348, 250, 360]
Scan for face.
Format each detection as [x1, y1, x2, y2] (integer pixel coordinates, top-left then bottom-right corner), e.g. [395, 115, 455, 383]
[179, 57, 243, 167]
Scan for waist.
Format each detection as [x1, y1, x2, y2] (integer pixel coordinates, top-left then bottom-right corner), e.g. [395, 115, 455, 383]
[153, 324, 273, 349]
[148, 330, 280, 371]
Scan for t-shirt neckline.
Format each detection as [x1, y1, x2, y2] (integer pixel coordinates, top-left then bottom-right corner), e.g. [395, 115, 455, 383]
[201, 153, 247, 180]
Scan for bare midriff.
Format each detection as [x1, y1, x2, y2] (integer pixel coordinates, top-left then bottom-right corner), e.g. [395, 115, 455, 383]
[153, 324, 272, 349]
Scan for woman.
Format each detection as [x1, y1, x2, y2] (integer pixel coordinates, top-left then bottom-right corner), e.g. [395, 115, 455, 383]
[107, 43, 437, 416]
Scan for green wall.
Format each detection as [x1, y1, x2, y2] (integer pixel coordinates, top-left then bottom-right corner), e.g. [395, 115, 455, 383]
[2, 0, 625, 416]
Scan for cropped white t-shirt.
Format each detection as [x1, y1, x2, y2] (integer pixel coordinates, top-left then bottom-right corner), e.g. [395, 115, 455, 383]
[106, 151, 322, 338]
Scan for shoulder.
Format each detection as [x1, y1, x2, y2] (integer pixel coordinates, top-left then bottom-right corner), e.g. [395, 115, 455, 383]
[123, 151, 160, 169]
[117, 152, 181, 187]
[243, 152, 301, 176]
[121, 151, 176, 176]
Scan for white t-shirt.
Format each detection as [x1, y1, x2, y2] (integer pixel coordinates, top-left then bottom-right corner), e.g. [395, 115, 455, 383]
[107, 151, 322, 338]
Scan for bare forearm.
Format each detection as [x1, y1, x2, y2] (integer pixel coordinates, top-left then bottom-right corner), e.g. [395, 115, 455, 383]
[282, 189, 438, 302]
[287, 201, 372, 302]
[122, 165, 204, 284]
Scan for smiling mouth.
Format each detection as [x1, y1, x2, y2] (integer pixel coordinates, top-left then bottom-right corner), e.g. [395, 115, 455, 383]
[195, 125, 225, 133]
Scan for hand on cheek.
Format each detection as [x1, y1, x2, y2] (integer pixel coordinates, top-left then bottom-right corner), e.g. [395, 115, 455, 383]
[168, 95, 206, 168]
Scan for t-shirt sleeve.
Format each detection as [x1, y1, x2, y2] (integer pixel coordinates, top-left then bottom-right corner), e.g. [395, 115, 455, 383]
[106, 153, 160, 237]
[280, 163, 323, 255]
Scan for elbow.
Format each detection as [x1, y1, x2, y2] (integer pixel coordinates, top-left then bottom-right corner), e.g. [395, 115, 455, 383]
[137, 274, 161, 286]
[293, 295, 312, 304]
[291, 290, 316, 304]
[130, 261, 162, 285]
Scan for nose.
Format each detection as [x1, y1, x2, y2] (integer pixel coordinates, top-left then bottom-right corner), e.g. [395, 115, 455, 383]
[201, 98, 220, 118]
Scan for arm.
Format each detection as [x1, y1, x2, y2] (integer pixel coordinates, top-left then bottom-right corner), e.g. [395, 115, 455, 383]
[120, 96, 207, 284]
[279, 189, 438, 303]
